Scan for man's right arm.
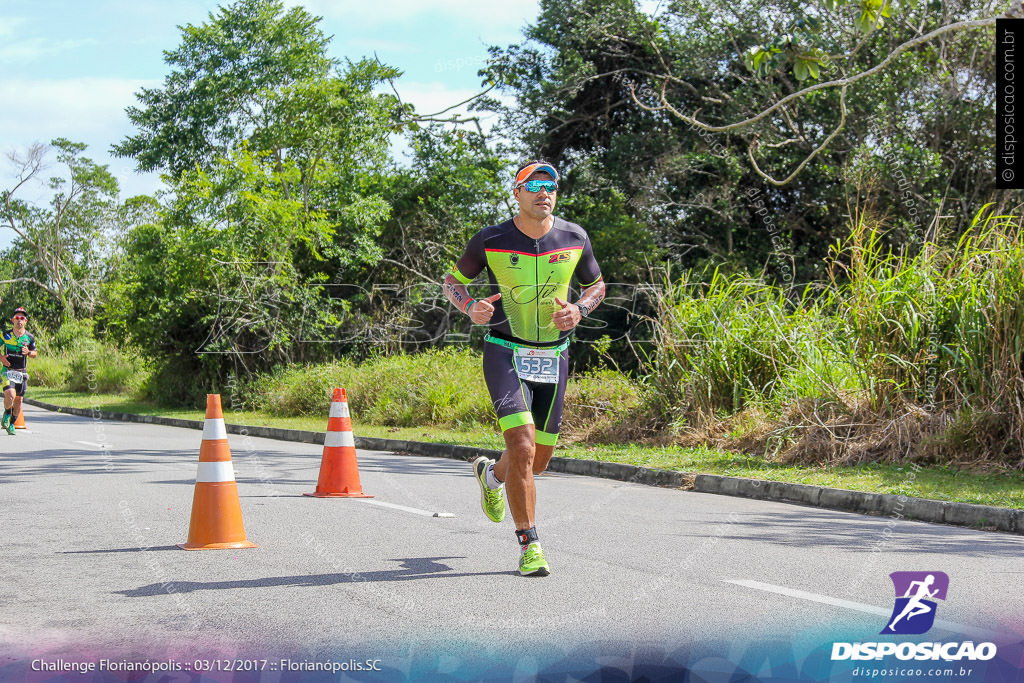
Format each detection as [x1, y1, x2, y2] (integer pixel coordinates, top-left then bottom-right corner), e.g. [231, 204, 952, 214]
[443, 273, 475, 315]
[444, 232, 501, 325]
[443, 273, 501, 325]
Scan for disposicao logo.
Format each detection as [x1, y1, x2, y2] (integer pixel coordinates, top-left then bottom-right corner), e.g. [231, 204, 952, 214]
[882, 571, 949, 635]
[831, 571, 998, 663]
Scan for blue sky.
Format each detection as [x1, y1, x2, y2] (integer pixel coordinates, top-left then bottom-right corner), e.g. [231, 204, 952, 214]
[0, 0, 539, 218]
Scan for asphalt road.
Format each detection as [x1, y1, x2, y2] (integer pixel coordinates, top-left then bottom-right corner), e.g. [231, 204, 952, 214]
[1, 404, 1022, 681]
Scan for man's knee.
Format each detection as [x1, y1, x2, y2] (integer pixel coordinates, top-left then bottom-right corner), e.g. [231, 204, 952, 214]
[532, 446, 555, 475]
[504, 427, 535, 472]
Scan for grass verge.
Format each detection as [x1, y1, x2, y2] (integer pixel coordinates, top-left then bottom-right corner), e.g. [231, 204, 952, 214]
[31, 388, 1024, 510]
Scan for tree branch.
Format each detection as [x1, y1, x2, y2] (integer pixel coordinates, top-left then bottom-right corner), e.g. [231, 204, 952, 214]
[748, 86, 849, 185]
[0, 277, 61, 299]
[637, 14, 999, 133]
[627, 14, 998, 185]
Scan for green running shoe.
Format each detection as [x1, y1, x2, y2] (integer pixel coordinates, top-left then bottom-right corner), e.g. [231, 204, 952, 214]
[0, 414, 8, 431]
[472, 456, 505, 523]
[519, 542, 550, 577]
[6, 421, 16, 435]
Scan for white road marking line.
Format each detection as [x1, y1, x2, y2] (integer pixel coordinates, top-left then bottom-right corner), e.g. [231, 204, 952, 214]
[356, 499, 454, 518]
[723, 579, 999, 640]
[74, 441, 112, 449]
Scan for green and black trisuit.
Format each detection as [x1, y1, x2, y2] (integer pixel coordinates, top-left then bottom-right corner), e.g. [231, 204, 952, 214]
[451, 217, 602, 445]
[2, 329, 35, 397]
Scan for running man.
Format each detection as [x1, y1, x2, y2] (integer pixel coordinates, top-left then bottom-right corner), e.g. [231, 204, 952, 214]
[888, 574, 939, 631]
[2, 307, 37, 435]
[443, 160, 605, 576]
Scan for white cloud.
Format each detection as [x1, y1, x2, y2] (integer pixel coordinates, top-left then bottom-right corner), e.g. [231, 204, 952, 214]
[0, 37, 97, 64]
[0, 77, 154, 140]
[0, 77, 164, 207]
[0, 15, 28, 39]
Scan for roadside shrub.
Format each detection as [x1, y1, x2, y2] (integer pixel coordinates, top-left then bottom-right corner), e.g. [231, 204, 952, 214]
[138, 356, 208, 406]
[645, 267, 839, 428]
[562, 369, 646, 442]
[644, 205, 1024, 469]
[253, 348, 493, 428]
[28, 355, 72, 388]
[66, 348, 148, 394]
[48, 318, 98, 354]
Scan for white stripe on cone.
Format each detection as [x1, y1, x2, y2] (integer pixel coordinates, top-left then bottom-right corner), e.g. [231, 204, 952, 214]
[202, 418, 228, 440]
[325, 431, 355, 448]
[196, 460, 235, 483]
[329, 402, 350, 418]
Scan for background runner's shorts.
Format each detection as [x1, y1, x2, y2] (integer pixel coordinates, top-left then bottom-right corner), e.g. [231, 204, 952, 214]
[482, 341, 569, 446]
[3, 372, 28, 397]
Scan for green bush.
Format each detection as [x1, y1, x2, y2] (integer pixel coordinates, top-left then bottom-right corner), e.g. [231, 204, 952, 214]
[16, 318, 147, 393]
[245, 349, 645, 436]
[643, 204, 1024, 466]
[254, 361, 348, 416]
[48, 318, 98, 354]
[646, 267, 842, 427]
[66, 347, 148, 394]
[27, 354, 72, 388]
[252, 348, 493, 428]
[563, 369, 646, 440]
[833, 206, 1024, 413]
[139, 358, 206, 406]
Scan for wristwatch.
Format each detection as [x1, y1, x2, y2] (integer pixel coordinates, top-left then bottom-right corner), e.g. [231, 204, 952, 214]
[576, 302, 590, 318]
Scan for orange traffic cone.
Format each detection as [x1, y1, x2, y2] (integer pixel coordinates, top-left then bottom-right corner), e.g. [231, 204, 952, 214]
[304, 388, 373, 498]
[13, 408, 25, 429]
[179, 394, 257, 550]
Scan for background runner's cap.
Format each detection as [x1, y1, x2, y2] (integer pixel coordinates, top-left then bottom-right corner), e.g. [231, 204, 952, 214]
[12, 307, 27, 320]
[514, 162, 559, 187]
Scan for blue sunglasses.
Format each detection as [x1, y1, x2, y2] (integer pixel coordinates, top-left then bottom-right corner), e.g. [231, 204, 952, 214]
[519, 180, 558, 193]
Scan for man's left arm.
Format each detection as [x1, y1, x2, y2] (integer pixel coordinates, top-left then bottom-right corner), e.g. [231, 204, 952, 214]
[553, 280, 605, 331]
[552, 233, 605, 330]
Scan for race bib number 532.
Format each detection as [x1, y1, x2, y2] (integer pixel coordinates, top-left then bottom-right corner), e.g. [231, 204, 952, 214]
[513, 348, 559, 384]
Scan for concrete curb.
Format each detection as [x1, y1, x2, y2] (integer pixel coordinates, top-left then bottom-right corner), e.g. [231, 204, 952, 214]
[25, 398, 1021, 535]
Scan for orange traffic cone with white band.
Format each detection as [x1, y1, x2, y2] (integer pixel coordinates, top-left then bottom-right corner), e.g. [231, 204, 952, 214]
[179, 394, 257, 550]
[304, 388, 373, 498]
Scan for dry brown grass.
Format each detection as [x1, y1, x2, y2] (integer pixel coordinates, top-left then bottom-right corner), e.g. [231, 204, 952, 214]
[631, 397, 1024, 473]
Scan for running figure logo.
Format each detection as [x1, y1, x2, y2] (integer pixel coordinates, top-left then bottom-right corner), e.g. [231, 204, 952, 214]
[881, 571, 950, 635]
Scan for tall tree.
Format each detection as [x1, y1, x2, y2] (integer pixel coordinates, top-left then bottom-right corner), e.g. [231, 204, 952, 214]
[104, 0, 403, 402]
[484, 0, 1011, 282]
[112, 0, 336, 178]
[1, 139, 122, 320]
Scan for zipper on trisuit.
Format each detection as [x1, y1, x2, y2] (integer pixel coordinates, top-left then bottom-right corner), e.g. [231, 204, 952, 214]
[534, 238, 541, 342]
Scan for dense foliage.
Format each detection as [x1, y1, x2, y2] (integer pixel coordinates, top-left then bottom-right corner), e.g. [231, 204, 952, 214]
[2, 0, 1021, 467]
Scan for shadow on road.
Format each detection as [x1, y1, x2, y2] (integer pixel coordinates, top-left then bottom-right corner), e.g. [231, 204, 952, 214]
[116, 556, 516, 596]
